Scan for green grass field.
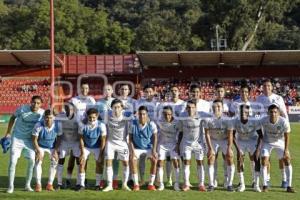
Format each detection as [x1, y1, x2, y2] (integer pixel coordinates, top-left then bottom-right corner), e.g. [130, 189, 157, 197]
[0, 122, 299, 200]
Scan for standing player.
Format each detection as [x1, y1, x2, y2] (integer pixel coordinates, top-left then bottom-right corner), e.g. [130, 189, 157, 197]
[176, 100, 206, 192]
[56, 103, 81, 190]
[102, 99, 131, 192]
[204, 100, 235, 192]
[260, 104, 295, 193]
[233, 104, 262, 192]
[156, 106, 180, 191]
[77, 108, 107, 191]
[119, 84, 137, 116]
[256, 79, 289, 188]
[4, 96, 44, 193]
[128, 106, 158, 191]
[32, 110, 62, 192]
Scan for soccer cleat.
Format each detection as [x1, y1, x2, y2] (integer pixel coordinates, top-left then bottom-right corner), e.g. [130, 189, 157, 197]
[133, 185, 140, 191]
[166, 178, 173, 187]
[227, 185, 235, 192]
[25, 185, 34, 192]
[157, 184, 165, 191]
[56, 184, 65, 190]
[35, 184, 42, 192]
[207, 185, 214, 192]
[122, 184, 131, 191]
[75, 185, 85, 192]
[266, 180, 271, 187]
[223, 182, 228, 189]
[251, 182, 255, 188]
[198, 185, 206, 192]
[237, 184, 245, 192]
[113, 180, 119, 189]
[286, 187, 295, 193]
[99, 180, 105, 189]
[65, 180, 71, 188]
[6, 187, 14, 194]
[173, 183, 180, 191]
[46, 184, 55, 191]
[262, 185, 268, 192]
[281, 181, 288, 189]
[147, 185, 156, 191]
[102, 186, 113, 192]
[182, 185, 190, 192]
[253, 185, 261, 192]
[213, 180, 218, 187]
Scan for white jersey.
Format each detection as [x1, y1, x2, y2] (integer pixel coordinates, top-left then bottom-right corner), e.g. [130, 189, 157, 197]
[157, 119, 178, 145]
[158, 99, 186, 118]
[56, 113, 79, 143]
[233, 117, 261, 141]
[197, 99, 211, 113]
[136, 98, 159, 121]
[255, 93, 288, 120]
[203, 115, 233, 140]
[260, 116, 290, 143]
[106, 111, 129, 146]
[96, 97, 115, 120]
[120, 97, 136, 114]
[70, 95, 96, 122]
[177, 112, 201, 145]
[229, 99, 255, 117]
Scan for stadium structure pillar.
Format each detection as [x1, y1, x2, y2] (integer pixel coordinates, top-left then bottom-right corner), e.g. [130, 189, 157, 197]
[50, 0, 55, 106]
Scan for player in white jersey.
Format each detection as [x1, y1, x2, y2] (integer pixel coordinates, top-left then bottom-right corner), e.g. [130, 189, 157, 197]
[233, 104, 262, 192]
[204, 100, 235, 192]
[156, 106, 180, 191]
[260, 104, 295, 193]
[119, 84, 137, 116]
[136, 85, 159, 121]
[177, 100, 205, 192]
[102, 99, 131, 192]
[4, 96, 44, 193]
[256, 79, 288, 188]
[56, 103, 81, 190]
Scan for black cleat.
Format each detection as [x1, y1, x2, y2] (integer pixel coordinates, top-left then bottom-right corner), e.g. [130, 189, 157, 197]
[287, 187, 295, 193]
[207, 185, 214, 192]
[227, 185, 235, 192]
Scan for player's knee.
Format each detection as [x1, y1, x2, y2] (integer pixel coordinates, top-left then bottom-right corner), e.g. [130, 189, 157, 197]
[261, 157, 269, 166]
[158, 160, 164, 167]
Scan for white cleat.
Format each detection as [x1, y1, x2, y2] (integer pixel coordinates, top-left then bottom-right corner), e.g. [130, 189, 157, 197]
[6, 187, 14, 194]
[237, 184, 245, 192]
[254, 185, 261, 192]
[213, 180, 218, 188]
[158, 184, 165, 191]
[174, 183, 181, 191]
[25, 185, 34, 192]
[102, 186, 113, 192]
[122, 184, 131, 191]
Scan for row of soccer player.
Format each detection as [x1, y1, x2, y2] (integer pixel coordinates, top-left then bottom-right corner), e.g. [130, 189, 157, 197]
[1, 79, 294, 193]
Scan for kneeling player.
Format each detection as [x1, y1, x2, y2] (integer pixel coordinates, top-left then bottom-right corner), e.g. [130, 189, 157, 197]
[260, 104, 295, 193]
[157, 106, 180, 191]
[102, 99, 131, 192]
[233, 104, 262, 192]
[204, 100, 235, 192]
[129, 106, 158, 191]
[77, 108, 107, 191]
[32, 110, 62, 192]
[177, 100, 205, 192]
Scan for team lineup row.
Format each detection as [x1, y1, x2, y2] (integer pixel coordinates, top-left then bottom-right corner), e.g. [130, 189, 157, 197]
[1, 79, 295, 194]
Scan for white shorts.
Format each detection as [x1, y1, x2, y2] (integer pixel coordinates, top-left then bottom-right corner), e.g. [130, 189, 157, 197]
[39, 147, 57, 161]
[83, 147, 100, 161]
[158, 143, 179, 160]
[211, 139, 228, 155]
[105, 141, 129, 161]
[59, 141, 80, 159]
[261, 140, 286, 159]
[133, 149, 152, 160]
[10, 137, 35, 161]
[181, 142, 204, 161]
[237, 139, 257, 155]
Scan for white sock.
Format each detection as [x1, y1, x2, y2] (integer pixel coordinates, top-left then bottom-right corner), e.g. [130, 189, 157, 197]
[285, 165, 293, 187]
[149, 174, 156, 186]
[57, 164, 64, 185]
[208, 165, 214, 186]
[214, 161, 218, 182]
[255, 172, 260, 186]
[106, 167, 113, 187]
[133, 173, 139, 185]
[183, 165, 190, 186]
[166, 160, 172, 181]
[281, 167, 287, 182]
[238, 172, 245, 186]
[227, 165, 235, 186]
[174, 168, 180, 184]
[26, 159, 35, 188]
[158, 167, 164, 184]
[35, 161, 43, 185]
[251, 161, 255, 182]
[8, 157, 17, 189]
[197, 165, 205, 186]
[48, 159, 57, 185]
[96, 173, 103, 186]
[262, 165, 268, 186]
[79, 173, 85, 187]
[122, 166, 129, 185]
[223, 161, 228, 183]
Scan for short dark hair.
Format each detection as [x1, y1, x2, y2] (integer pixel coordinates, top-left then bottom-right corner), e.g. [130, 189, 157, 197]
[31, 95, 43, 103]
[143, 84, 154, 91]
[81, 81, 89, 86]
[268, 104, 279, 112]
[263, 79, 273, 84]
[138, 105, 148, 112]
[215, 84, 224, 90]
[163, 105, 173, 112]
[86, 108, 99, 116]
[213, 99, 223, 105]
[186, 99, 197, 106]
[189, 84, 200, 92]
[44, 109, 53, 117]
[239, 104, 250, 112]
[240, 84, 251, 92]
[111, 99, 123, 108]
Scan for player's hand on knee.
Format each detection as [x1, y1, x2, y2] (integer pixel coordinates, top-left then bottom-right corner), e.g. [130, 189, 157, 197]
[35, 150, 42, 162]
[283, 149, 290, 161]
[79, 154, 85, 165]
[207, 149, 215, 159]
[52, 150, 58, 162]
[226, 148, 233, 158]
